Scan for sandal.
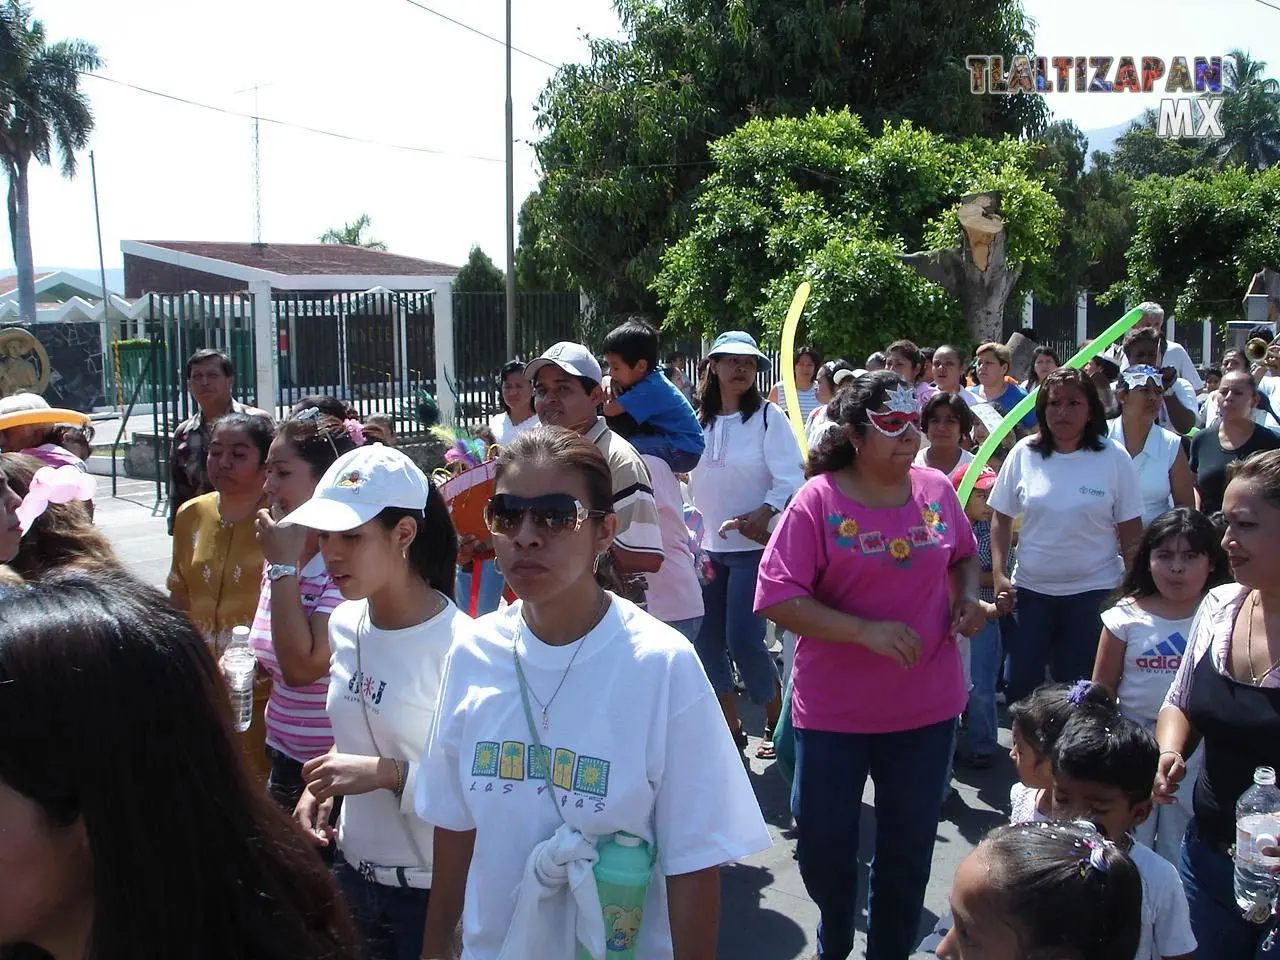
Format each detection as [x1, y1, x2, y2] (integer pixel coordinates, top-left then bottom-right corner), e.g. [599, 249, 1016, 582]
[755, 725, 777, 760]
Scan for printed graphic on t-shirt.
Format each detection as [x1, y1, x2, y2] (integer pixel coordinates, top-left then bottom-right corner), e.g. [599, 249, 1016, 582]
[345, 668, 388, 708]
[1135, 631, 1186, 672]
[829, 503, 945, 568]
[470, 738, 612, 810]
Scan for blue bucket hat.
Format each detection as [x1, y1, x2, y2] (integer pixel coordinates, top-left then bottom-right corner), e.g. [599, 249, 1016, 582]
[708, 331, 768, 361]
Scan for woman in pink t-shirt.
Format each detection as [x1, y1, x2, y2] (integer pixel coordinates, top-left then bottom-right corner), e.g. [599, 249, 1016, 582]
[251, 411, 357, 810]
[755, 370, 983, 960]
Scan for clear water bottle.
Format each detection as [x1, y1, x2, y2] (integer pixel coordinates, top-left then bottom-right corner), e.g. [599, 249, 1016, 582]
[578, 832, 653, 959]
[1234, 765, 1280, 922]
[219, 625, 256, 734]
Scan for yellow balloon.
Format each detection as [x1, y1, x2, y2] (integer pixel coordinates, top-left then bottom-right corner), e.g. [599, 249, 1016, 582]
[778, 282, 812, 458]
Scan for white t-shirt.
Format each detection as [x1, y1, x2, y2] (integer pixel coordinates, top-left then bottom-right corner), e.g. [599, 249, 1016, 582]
[1100, 599, 1195, 727]
[1130, 842, 1197, 960]
[1157, 377, 1198, 434]
[1009, 784, 1049, 824]
[415, 598, 771, 960]
[688, 402, 805, 553]
[489, 411, 540, 447]
[1105, 419, 1180, 528]
[639, 455, 704, 624]
[327, 596, 470, 880]
[912, 447, 975, 474]
[988, 436, 1143, 595]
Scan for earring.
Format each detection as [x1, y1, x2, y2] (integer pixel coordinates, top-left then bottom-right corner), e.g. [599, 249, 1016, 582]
[593, 553, 603, 574]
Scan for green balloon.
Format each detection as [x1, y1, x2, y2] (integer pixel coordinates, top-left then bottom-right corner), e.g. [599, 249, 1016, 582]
[956, 306, 1145, 507]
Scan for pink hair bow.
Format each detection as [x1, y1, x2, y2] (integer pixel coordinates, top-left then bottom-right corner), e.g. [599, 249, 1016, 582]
[343, 419, 366, 446]
[15, 465, 96, 533]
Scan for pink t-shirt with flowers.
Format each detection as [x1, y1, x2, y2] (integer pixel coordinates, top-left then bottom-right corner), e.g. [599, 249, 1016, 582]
[755, 466, 977, 734]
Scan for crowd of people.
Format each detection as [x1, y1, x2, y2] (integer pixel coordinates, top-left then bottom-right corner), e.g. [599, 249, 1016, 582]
[1, 297, 1280, 960]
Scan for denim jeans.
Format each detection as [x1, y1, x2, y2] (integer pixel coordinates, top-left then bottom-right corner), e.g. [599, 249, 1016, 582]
[694, 549, 779, 705]
[1180, 820, 1279, 959]
[792, 720, 956, 960]
[333, 860, 430, 960]
[456, 557, 504, 617]
[627, 433, 702, 473]
[1006, 587, 1110, 703]
[965, 618, 1002, 757]
[266, 745, 305, 812]
[666, 616, 703, 645]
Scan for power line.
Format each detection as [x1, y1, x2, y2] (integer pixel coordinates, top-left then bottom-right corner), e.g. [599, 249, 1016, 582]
[1252, 0, 1280, 11]
[83, 73, 505, 163]
[396, 0, 561, 69]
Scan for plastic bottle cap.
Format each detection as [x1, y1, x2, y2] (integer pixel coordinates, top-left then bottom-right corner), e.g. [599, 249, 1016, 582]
[615, 833, 643, 847]
[1256, 766, 1277, 787]
[232, 625, 251, 639]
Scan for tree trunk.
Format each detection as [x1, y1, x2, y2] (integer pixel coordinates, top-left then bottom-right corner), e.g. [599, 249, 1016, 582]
[13, 156, 36, 324]
[4, 163, 16, 266]
[898, 190, 1023, 346]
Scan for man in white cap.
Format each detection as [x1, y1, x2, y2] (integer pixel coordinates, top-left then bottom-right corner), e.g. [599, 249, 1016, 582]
[525, 342, 665, 600]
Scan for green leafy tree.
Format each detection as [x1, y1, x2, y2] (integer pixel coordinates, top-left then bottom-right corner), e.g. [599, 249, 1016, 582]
[1204, 49, 1280, 171]
[1111, 110, 1205, 180]
[1032, 121, 1134, 303]
[515, 192, 573, 292]
[652, 111, 1061, 360]
[453, 244, 506, 294]
[1115, 165, 1280, 323]
[524, 0, 1048, 317]
[0, 2, 101, 323]
[318, 213, 387, 251]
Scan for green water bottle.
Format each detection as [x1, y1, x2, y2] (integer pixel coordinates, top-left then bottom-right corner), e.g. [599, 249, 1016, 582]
[577, 832, 654, 959]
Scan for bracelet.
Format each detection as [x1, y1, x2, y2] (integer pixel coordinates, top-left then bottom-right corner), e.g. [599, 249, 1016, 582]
[392, 759, 407, 799]
[1160, 750, 1184, 763]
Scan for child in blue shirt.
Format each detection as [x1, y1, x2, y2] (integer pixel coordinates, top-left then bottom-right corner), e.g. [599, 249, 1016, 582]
[601, 319, 705, 472]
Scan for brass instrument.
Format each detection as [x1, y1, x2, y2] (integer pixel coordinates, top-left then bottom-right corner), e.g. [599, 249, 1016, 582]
[1246, 334, 1280, 363]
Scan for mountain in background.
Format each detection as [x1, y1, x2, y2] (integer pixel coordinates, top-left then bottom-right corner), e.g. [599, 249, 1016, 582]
[0, 266, 125, 295]
[1081, 116, 1141, 163]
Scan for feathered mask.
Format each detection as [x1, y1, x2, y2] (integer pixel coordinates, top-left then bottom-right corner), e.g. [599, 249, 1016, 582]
[430, 426, 488, 470]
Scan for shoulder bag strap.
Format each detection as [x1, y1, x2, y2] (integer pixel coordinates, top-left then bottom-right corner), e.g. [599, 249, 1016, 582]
[513, 637, 568, 823]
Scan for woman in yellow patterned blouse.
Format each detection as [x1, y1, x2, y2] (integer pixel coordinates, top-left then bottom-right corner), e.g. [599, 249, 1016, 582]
[169, 412, 275, 782]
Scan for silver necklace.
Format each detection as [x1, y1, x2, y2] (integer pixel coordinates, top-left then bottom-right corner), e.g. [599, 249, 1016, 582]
[512, 591, 608, 730]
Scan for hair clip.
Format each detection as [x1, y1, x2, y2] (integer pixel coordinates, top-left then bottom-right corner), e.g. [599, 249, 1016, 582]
[295, 406, 321, 422]
[1066, 679, 1092, 706]
[343, 419, 366, 446]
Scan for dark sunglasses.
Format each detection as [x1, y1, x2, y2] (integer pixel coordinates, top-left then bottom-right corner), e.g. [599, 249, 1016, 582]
[483, 493, 610, 537]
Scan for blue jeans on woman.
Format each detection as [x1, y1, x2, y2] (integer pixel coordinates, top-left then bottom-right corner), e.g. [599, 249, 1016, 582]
[1006, 587, 1110, 703]
[694, 549, 778, 705]
[333, 859, 430, 960]
[792, 720, 956, 960]
[1181, 820, 1279, 959]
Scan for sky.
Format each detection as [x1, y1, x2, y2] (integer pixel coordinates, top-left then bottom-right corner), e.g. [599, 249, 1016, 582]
[4, 0, 1278, 284]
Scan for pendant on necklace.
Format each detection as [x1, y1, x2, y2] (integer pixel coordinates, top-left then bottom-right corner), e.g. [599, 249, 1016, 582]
[542, 709, 550, 731]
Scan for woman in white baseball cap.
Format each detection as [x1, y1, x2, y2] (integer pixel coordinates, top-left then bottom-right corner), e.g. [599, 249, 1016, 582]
[283, 444, 467, 960]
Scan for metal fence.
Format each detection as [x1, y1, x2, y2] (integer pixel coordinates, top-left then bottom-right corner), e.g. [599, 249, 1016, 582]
[273, 290, 436, 435]
[451, 292, 583, 430]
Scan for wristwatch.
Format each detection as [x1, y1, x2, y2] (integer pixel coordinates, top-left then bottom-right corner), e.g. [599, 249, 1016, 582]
[267, 563, 298, 582]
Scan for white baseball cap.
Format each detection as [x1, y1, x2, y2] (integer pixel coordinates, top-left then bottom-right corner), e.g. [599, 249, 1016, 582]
[278, 445, 432, 532]
[525, 341, 602, 385]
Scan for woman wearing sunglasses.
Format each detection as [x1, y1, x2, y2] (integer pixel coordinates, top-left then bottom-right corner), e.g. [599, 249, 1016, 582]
[755, 370, 984, 960]
[283, 444, 464, 960]
[417, 426, 770, 960]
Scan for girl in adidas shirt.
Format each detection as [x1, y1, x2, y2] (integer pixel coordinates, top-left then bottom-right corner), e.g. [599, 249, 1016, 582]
[1092, 507, 1228, 862]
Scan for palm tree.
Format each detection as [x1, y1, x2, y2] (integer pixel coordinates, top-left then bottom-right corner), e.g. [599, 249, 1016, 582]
[318, 213, 387, 251]
[1202, 49, 1280, 171]
[0, 3, 101, 323]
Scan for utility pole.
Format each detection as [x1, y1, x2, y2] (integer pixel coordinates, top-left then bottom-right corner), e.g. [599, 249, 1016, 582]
[235, 83, 271, 243]
[504, 0, 516, 359]
[89, 151, 110, 324]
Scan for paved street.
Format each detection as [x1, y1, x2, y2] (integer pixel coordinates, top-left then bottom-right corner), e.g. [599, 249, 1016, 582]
[93, 477, 1015, 960]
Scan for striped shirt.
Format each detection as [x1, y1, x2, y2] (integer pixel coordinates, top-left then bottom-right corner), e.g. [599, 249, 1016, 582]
[774, 381, 821, 424]
[248, 554, 345, 762]
[585, 417, 664, 561]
